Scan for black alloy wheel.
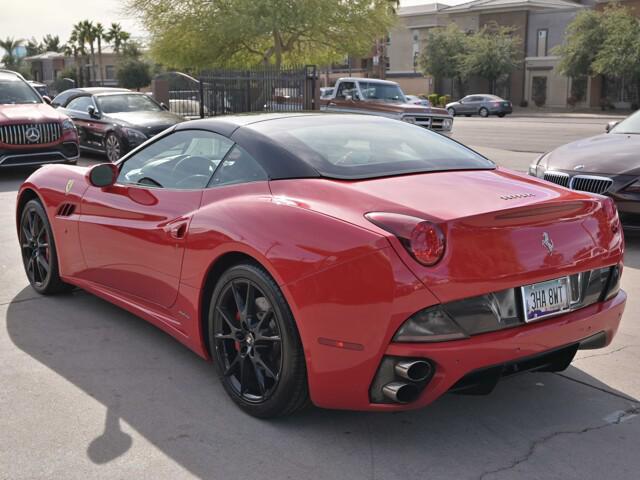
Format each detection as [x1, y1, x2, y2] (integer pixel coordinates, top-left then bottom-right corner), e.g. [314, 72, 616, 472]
[19, 199, 70, 294]
[209, 264, 308, 417]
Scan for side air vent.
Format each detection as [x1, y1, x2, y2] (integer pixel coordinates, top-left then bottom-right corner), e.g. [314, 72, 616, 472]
[57, 203, 76, 217]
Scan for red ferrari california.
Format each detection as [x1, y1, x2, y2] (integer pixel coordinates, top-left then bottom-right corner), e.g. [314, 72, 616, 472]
[16, 113, 625, 418]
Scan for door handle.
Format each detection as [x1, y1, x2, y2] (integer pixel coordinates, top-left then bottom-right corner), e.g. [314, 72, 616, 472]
[165, 221, 188, 239]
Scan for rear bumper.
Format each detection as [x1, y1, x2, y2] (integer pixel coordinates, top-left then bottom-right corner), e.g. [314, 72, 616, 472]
[320, 290, 625, 411]
[0, 142, 79, 167]
[380, 290, 625, 411]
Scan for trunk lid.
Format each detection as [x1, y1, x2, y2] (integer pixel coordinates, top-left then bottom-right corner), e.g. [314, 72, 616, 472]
[270, 168, 622, 302]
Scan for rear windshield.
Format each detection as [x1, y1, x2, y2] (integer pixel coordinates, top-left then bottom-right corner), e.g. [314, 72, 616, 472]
[252, 115, 494, 179]
[0, 72, 41, 105]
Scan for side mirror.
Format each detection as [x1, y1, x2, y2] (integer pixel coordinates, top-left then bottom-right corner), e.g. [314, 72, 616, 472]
[605, 120, 620, 133]
[42, 95, 52, 105]
[87, 163, 119, 188]
[160, 102, 169, 111]
[87, 105, 101, 119]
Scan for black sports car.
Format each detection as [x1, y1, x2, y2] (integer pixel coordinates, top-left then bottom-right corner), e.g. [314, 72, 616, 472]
[529, 110, 640, 230]
[55, 89, 184, 161]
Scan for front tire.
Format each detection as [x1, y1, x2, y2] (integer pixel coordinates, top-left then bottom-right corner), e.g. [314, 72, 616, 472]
[19, 199, 71, 295]
[105, 133, 123, 162]
[479, 107, 489, 118]
[447, 107, 456, 116]
[208, 263, 309, 418]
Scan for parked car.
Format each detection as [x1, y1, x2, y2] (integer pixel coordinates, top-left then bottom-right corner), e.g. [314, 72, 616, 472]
[446, 95, 513, 118]
[322, 78, 453, 133]
[27, 80, 50, 99]
[320, 87, 334, 100]
[0, 70, 79, 167]
[18, 113, 624, 417]
[405, 94, 430, 107]
[56, 90, 184, 162]
[529, 110, 640, 230]
[51, 87, 129, 108]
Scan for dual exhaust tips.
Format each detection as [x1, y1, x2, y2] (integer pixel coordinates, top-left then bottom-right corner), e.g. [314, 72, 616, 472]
[383, 360, 433, 404]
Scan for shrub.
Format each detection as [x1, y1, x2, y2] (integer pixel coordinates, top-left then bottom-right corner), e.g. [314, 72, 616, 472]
[438, 95, 451, 106]
[567, 95, 578, 107]
[520, 99, 528, 107]
[428, 93, 439, 106]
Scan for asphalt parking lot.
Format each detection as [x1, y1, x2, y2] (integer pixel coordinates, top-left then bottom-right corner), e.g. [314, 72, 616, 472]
[1, 116, 639, 480]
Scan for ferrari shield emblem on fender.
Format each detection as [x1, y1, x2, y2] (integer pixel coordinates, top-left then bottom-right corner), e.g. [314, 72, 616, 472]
[542, 232, 554, 254]
[65, 179, 74, 195]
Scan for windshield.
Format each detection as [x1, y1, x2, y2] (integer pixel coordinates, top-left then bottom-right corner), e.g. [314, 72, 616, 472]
[97, 94, 162, 114]
[611, 110, 640, 134]
[358, 82, 406, 103]
[253, 115, 494, 179]
[0, 73, 41, 105]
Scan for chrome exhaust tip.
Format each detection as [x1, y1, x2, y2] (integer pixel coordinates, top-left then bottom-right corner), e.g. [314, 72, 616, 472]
[382, 382, 419, 404]
[394, 360, 432, 382]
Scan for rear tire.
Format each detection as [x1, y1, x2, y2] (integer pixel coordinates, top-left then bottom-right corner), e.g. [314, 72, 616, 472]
[19, 199, 72, 295]
[208, 263, 309, 418]
[479, 107, 489, 118]
[497, 112, 506, 118]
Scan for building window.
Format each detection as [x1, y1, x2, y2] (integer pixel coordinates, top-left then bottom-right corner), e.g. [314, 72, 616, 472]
[105, 65, 116, 80]
[536, 29, 548, 57]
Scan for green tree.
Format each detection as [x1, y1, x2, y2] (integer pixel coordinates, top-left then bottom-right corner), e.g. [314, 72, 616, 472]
[94, 23, 106, 86]
[592, 6, 640, 82]
[419, 24, 468, 95]
[0, 37, 25, 68]
[70, 23, 88, 86]
[460, 24, 522, 93]
[42, 35, 63, 52]
[26, 37, 44, 56]
[126, 0, 397, 69]
[104, 23, 131, 54]
[555, 10, 605, 78]
[117, 58, 151, 90]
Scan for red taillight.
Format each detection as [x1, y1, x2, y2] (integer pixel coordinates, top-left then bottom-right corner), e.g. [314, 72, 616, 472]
[410, 221, 446, 265]
[365, 212, 446, 266]
[493, 102, 501, 107]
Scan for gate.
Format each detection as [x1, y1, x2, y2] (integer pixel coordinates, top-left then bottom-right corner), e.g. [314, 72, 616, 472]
[153, 66, 318, 119]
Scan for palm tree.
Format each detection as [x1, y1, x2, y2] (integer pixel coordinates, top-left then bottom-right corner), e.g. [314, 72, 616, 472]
[0, 37, 25, 68]
[80, 20, 97, 86]
[42, 35, 62, 53]
[95, 23, 105, 86]
[26, 37, 43, 56]
[105, 23, 130, 54]
[70, 24, 87, 86]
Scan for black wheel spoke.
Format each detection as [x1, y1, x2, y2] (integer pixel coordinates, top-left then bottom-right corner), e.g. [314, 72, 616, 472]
[231, 282, 244, 315]
[239, 356, 250, 395]
[216, 306, 239, 333]
[254, 351, 278, 380]
[223, 355, 240, 377]
[244, 283, 255, 318]
[37, 255, 49, 274]
[250, 357, 267, 395]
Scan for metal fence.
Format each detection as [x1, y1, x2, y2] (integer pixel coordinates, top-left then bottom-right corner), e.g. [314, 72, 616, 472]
[156, 66, 318, 119]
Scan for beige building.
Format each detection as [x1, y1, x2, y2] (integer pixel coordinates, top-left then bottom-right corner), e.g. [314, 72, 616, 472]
[389, 0, 593, 107]
[24, 47, 123, 90]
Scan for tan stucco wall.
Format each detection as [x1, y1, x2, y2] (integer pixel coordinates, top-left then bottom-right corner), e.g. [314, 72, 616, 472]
[388, 23, 416, 72]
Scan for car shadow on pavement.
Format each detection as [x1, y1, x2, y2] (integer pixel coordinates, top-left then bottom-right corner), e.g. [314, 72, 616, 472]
[5, 286, 640, 480]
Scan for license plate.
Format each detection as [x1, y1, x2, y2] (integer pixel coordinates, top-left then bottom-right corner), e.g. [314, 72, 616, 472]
[522, 277, 570, 322]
